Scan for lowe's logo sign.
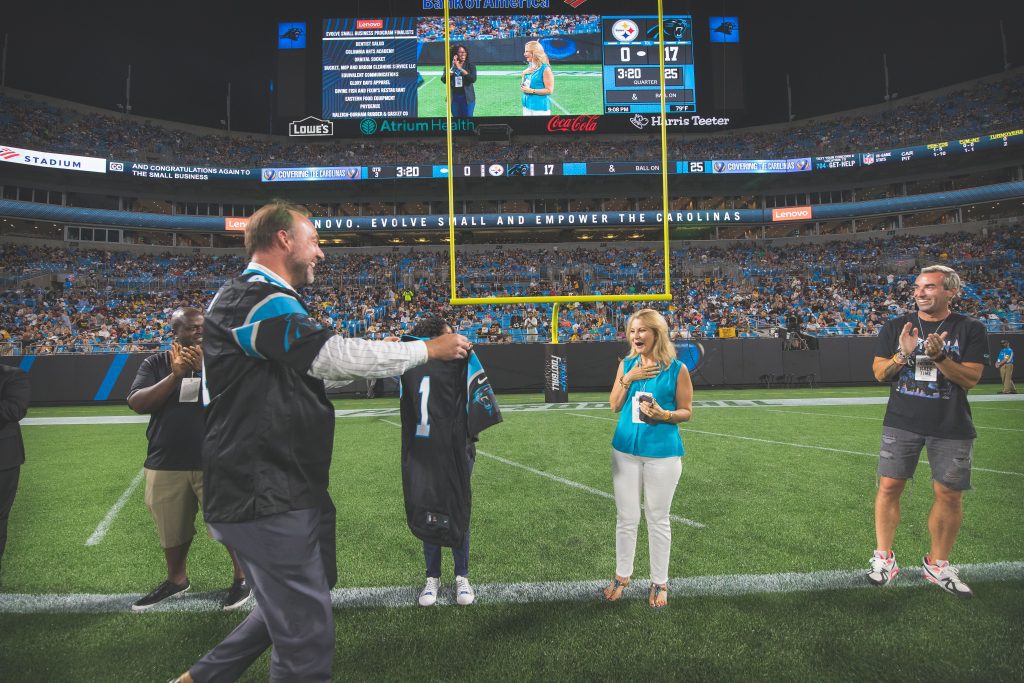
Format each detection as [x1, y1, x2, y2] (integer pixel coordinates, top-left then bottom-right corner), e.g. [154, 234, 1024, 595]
[289, 116, 334, 137]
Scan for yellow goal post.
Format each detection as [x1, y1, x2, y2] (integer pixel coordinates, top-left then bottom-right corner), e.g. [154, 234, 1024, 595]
[441, 0, 673, 322]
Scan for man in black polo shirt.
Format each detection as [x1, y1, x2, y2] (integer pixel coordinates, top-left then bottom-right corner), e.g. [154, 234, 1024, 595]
[867, 265, 987, 598]
[128, 307, 251, 611]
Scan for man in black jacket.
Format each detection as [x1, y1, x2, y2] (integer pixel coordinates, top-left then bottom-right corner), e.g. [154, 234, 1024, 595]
[172, 201, 471, 683]
[0, 364, 30, 575]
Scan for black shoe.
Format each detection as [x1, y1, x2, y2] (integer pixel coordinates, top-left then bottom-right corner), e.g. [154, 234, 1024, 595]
[132, 579, 190, 611]
[222, 578, 253, 611]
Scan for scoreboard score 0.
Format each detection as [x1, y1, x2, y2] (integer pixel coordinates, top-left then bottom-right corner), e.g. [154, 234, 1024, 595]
[602, 16, 696, 114]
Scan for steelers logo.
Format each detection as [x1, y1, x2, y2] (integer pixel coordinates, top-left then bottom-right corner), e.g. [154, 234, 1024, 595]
[611, 19, 640, 43]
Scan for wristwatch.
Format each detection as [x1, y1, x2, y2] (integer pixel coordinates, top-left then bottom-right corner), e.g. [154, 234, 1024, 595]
[893, 350, 909, 365]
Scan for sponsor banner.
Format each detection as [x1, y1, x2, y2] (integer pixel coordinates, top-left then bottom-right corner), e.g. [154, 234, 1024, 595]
[261, 166, 362, 182]
[543, 345, 569, 403]
[711, 158, 811, 174]
[813, 154, 858, 170]
[224, 217, 248, 232]
[772, 206, 813, 222]
[108, 161, 256, 180]
[289, 116, 334, 137]
[546, 115, 600, 133]
[309, 209, 755, 231]
[0, 145, 106, 173]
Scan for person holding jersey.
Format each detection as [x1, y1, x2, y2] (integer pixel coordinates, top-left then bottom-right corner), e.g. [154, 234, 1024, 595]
[170, 201, 471, 683]
[603, 308, 693, 608]
[520, 40, 554, 116]
[440, 44, 477, 117]
[399, 315, 501, 607]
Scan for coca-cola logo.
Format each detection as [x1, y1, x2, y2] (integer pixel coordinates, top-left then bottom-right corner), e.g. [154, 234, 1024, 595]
[546, 115, 600, 133]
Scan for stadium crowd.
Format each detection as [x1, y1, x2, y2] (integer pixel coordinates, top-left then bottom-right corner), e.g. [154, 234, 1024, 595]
[1, 71, 1020, 171]
[1, 227, 1020, 355]
[416, 14, 601, 41]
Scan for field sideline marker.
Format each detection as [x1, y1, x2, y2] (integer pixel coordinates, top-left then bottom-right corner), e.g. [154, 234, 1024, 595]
[85, 468, 145, 546]
[2, 561, 1020, 614]
[377, 419, 706, 529]
[569, 413, 1024, 477]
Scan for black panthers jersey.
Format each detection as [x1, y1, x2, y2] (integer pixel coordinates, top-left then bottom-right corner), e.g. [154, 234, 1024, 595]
[399, 343, 501, 547]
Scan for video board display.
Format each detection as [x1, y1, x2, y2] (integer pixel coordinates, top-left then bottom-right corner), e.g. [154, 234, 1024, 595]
[321, 13, 695, 120]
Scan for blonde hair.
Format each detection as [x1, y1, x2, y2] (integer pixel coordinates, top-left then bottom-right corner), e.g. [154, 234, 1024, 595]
[920, 264, 962, 292]
[625, 309, 676, 367]
[523, 40, 550, 67]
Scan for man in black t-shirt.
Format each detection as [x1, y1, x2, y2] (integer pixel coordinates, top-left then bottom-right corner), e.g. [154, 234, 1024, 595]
[128, 308, 251, 612]
[867, 266, 987, 598]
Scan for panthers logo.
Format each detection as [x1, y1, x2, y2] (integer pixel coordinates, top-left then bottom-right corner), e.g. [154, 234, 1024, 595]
[472, 385, 496, 415]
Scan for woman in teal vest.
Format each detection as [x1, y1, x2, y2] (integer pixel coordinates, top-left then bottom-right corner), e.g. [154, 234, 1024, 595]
[603, 309, 693, 608]
[520, 40, 554, 116]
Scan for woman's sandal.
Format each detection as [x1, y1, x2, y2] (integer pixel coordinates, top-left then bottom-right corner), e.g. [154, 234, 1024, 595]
[602, 576, 630, 601]
[648, 583, 668, 609]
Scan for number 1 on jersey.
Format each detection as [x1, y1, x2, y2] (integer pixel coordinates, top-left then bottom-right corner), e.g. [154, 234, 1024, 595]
[416, 375, 431, 437]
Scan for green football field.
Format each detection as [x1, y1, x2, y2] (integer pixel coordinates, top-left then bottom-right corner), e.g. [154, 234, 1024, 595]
[2, 384, 1022, 681]
[417, 64, 603, 118]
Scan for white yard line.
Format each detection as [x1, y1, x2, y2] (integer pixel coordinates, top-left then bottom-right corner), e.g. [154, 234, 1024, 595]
[568, 413, 1024, 477]
[378, 419, 705, 529]
[548, 96, 570, 115]
[2, 560, 1020, 613]
[85, 468, 145, 546]
[21, 394, 1021, 426]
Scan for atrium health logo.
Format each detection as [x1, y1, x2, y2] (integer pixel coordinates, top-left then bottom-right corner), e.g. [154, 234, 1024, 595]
[360, 119, 378, 135]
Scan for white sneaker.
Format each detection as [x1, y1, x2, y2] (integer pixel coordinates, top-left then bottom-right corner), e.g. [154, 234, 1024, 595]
[455, 575, 475, 606]
[922, 556, 973, 598]
[418, 577, 440, 607]
[867, 550, 899, 586]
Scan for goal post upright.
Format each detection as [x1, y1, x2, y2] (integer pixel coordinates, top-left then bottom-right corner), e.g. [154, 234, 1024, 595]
[443, 0, 673, 309]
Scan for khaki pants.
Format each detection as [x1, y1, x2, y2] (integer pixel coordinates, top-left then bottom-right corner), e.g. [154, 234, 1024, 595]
[144, 468, 203, 548]
[1000, 363, 1016, 393]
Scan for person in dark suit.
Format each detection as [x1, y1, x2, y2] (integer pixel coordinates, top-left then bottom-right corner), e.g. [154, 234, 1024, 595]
[0, 364, 30, 573]
[440, 44, 477, 117]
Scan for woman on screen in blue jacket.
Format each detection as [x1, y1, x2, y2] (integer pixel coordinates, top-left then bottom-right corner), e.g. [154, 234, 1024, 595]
[520, 40, 554, 116]
[603, 308, 693, 608]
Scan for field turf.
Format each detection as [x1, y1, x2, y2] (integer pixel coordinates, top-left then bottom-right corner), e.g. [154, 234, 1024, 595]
[417, 64, 603, 118]
[1, 384, 1021, 681]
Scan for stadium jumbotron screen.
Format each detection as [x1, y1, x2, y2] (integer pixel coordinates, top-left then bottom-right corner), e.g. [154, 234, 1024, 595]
[321, 13, 696, 120]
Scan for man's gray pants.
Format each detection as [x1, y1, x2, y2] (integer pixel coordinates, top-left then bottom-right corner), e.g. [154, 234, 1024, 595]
[189, 497, 338, 682]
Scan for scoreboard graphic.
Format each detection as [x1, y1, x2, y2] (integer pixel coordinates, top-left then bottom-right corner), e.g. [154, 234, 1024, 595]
[322, 13, 698, 121]
[602, 16, 696, 114]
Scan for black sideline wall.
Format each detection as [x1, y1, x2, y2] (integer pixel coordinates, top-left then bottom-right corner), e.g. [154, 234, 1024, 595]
[2, 335, 1018, 405]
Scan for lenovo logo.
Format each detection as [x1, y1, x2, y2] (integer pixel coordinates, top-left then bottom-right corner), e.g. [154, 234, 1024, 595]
[356, 19, 384, 30]
[224, 217, 249, 232]
[772, 206, 813, 222]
